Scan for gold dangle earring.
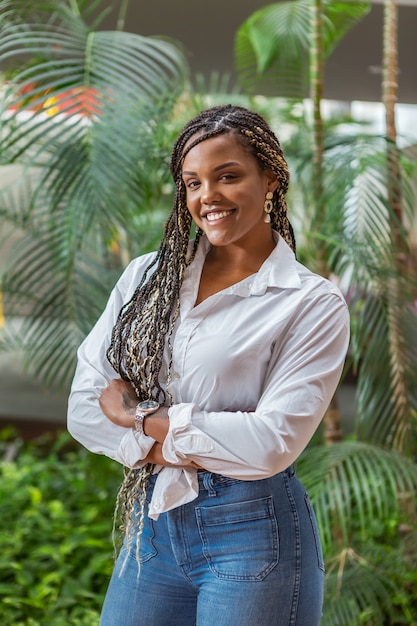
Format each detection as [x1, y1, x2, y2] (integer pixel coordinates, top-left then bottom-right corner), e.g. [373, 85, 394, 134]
[263, 191, 273, 223]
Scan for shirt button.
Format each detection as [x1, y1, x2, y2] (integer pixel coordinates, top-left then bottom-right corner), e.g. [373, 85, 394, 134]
[153, 501, 161, 510]
[172, 372, 180, 381]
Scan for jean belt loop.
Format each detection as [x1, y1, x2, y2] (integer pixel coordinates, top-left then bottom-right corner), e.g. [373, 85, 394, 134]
[286, 463, 296, 477]
[202, 472, 217, 497]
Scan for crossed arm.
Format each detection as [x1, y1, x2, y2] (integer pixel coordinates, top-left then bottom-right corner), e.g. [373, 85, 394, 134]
[99, 378, 202, 468]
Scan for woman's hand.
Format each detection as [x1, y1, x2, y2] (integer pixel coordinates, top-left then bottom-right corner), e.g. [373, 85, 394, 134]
[99, 380, 204, 469]
[99, 378, 137, 428]
[99, 379, 172, 444]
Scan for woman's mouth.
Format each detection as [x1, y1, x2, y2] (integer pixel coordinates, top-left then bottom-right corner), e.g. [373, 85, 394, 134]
[205, 209, 235, 223]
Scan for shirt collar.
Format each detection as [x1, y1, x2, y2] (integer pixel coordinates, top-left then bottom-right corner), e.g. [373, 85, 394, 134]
[256, 231, 302, 292]
[189, 232, 301, 298]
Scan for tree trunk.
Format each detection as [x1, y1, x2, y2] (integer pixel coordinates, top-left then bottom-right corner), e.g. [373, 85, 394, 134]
[310, 0, 325, 275]
[310, 0, 344, 444]
[383, 0, 401, 228]
[382, 0, 410, 452]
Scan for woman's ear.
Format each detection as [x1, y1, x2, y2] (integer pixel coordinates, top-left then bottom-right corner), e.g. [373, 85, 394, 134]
[265, 170, 279, 193]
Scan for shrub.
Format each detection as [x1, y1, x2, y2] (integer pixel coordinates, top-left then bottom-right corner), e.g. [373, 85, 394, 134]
[0, 430, 122, 625]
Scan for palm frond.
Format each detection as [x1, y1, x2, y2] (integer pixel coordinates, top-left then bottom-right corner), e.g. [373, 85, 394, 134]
[234, 0, 311, 98]
[0, 0, 189, 389]
[323, 0, 371, 57]
[322, 546, 397, 626]
[234, 0, 370, 97]
[298, 441, 417, 552]
[297, 133, 417, 452]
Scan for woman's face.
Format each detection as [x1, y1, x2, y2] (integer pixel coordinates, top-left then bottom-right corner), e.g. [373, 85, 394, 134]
[181, 133, 278, 249]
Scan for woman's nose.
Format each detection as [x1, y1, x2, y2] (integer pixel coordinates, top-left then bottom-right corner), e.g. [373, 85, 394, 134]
[201, 181, 220, 204]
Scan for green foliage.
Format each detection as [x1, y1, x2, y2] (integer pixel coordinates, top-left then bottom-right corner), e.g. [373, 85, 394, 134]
[298, 441, 417, 624]
[234, 0, 370, 97]
[298, 441, 417, 552]
[0, 430, 121, 625]
[0, 0, 189, 391]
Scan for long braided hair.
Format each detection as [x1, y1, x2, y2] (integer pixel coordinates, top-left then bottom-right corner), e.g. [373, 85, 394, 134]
[106, 104, 296, 552]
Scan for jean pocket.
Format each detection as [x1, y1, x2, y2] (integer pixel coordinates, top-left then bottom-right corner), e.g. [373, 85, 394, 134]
[304, 494, 325, 572]
[195, 496, 279, 581]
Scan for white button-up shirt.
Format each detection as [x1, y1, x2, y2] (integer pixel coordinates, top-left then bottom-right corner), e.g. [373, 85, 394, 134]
[68, 234, 350, 518]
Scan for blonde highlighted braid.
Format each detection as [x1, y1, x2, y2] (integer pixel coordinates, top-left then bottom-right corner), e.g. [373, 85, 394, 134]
[106, 104, 296, 556]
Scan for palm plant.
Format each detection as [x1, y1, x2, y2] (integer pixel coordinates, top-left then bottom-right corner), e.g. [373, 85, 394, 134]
[298, 439, 417, 624]
[0, 0, 188, 389]
[236, 0, 371, 445]
[235, 1, 417, 623]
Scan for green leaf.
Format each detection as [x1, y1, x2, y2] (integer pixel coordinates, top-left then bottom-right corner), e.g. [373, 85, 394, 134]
[298, 441, 417, 552]
[234, 0, 370, 96]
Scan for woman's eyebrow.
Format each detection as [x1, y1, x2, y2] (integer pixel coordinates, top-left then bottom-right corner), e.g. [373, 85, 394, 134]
[183, 161, 240, 176]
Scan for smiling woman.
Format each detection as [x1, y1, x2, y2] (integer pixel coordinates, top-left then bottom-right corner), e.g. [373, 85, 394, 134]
[67, 104, 350, 626]
[182, 134, 277, 253]
[181, 134, 279, 302]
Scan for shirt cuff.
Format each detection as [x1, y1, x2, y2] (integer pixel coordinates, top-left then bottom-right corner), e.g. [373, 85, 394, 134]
[116, 429, 156, 468]
[162, 403, 214, 464]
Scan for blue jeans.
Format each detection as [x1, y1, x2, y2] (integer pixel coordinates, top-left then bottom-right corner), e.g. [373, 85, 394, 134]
[100, 468, 324, 625]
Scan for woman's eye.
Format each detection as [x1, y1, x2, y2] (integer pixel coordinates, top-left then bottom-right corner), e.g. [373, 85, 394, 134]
[185, 180, 200, 189]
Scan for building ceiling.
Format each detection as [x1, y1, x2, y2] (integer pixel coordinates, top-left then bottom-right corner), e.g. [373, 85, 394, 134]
[101, 0, 417, 104]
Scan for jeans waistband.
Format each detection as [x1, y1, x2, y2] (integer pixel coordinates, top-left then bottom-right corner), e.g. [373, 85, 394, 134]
[197, 464, 296, 485]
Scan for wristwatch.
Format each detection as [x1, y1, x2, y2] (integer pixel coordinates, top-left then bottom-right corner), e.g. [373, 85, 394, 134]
[134, 400, 160, 437]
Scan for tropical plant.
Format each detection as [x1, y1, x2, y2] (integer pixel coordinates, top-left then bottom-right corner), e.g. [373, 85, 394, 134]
[0, 429, 121, 624]
[297, 441, 417, 624]
[236, 0, 371, 445]
[235, 1, 417, 623]
[235, 0, 371, 100]
[0, 0, 188, 390]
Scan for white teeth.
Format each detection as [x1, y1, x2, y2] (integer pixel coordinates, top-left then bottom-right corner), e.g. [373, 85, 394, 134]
[205, 210, 233, 222]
